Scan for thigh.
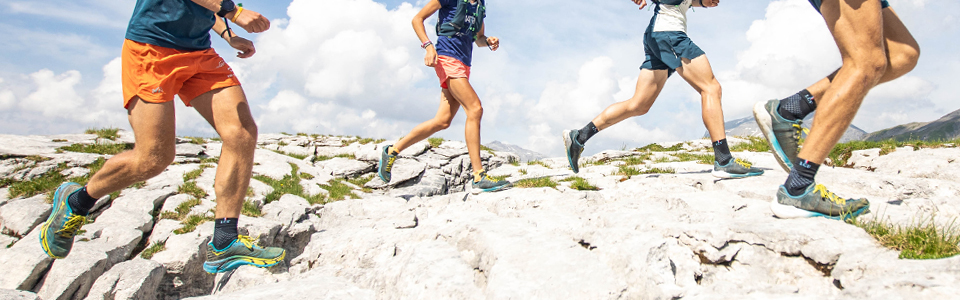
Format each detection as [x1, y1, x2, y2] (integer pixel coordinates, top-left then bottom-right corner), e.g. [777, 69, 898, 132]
[675, 55, 718, 94]
[445, 78, 482, 111]
[878, 7, 920, 82]
[436, 89, 462, 121]
[820, 0, 885, 62]
[126, 97, 177, 155]
[191, 86, 256, 135]
[179, 48, 241, 107]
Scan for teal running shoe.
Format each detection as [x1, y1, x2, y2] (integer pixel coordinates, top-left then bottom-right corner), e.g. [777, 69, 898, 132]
[39, 182, 86, 259]
[712, 158, 764, 179]
[754, 99, 805, 172]
[378, 145, 397, 183]
[771, 184, 870, 220]
[563, 130, 584, 173]
[203, 235, 286, 274]
[471, 171, 511, 194]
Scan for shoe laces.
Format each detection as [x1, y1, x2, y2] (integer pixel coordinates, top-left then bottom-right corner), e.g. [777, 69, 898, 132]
[813, 184, 846, 206]
[57, 214, 87, 238]
[733, 158, 753, 168]
[237, 235, 260, 250]
[790, 123, 810, 143]
[385, 155, 396, 172]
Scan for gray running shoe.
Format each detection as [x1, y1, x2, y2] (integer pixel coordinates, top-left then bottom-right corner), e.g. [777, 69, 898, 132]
[753, 99, 804, 172]
[471, 171, 511, 194]
[378, 145, 397, 183]
[563, 130, 584, 173]
[203, 235, 286, 274]
[771, 183, 870, 220]
[40, 182, 86, 259]
[712, 158, 764, 179]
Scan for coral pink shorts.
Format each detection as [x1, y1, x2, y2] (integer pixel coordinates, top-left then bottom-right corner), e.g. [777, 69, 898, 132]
[433, 55, 470, 89]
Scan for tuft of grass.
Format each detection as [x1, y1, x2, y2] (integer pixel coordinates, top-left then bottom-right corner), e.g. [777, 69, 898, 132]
[481, 144, 496, 154]
[730, 136, 771, 153]
[312, 155, 333, 163]
[241, 200, 263, 217]
[672, 152, 714, 165]
[131, 181, 147, 189]
[299, 172, 315, 180]
[183, 165, 212, 182]
[178, 182, 208, 199]
[637, 143, 683, 152]
[272, 150, 308, 160]
[59, 143, 132, 155]
[174, 214, 214, 234]
[358, 138, 386, 145]
[347, 175, 374, 193]
[8, 163, 69, 200]
[510, 161, 521, 167]
[277, 141, 289, 147]
[853, 216, 960, 260]
[616, 165, 642, 177]
[184, 136, 206, 145]
[174, 198, 202, 216]
[428, 137, 445, 148]
[253, 163, 326, 204]
[85, 128, 120, 141]
[619, 154, 652, 166]
[642, 167, 675, 174]
[200, 156, 219, 164]
[519, 169, 528, 175]
[319, 179, 359, 201]
[564, 176, 598, 191]
[513, 177, 557, 189]
[527, 160, 548, 168]
[140, 241, 166, 259]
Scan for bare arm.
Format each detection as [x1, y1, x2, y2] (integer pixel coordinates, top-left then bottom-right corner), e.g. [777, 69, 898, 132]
[189, 0, 271, 33]
[692, 0, 719, 8]
[412, 0, 442, 66]
[630, 0, 649, 10]
[212, 17, 257, 58]
[474, 24, 499, 51]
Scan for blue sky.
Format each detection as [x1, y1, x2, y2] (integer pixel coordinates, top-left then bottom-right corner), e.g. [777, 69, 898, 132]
[0, 0, 956, 156]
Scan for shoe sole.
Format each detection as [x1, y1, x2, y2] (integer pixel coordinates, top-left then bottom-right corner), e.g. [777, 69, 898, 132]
[769, 199, 870, 221]
[562, 130, 579, 174]
[711, 170, 764, 179]
[203, 251, 286, 274]
[470, 183, 512, 195]
[377, 147, 391, 183]
[753, 101, 793, 173]
[39, 183, 80, 259]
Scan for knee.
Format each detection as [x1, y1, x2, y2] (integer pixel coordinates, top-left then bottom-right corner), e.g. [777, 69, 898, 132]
[625, 101, 651, 116]
[466, 105, 483, 120]
[434, 119, 452, 130]
[137, 149, 175, 178]
[851, 51, 889, 82]
[890, 45, 920, 75]
[220, 121, 259, 149]
[701, 81, 722, 100]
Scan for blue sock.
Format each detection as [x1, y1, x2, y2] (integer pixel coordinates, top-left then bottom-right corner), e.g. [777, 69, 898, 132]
[712, 139, 732, 165]
[213, 218, 239, 250]
[68, 187, 98, 216]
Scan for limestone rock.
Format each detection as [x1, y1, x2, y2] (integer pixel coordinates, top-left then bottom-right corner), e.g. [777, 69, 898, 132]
[84, 259, 165, 300]
[176, 143, 206, 157]
[0, 289, 41, 300]
[151, 223, 215, 299]
[0, 195, 51, 237]
[365, 158, 426, 189]
[317, 157, 375, 178]
[261, 194, 311, 228]
[188, 270, 375, 300]
[0, 229, 54, 290]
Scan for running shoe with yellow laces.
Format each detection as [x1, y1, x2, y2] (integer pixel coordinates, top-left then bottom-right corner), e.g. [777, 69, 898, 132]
[754, 99, 805, 172]
[471, 171, 511, 194]
[203, 235, 286, 274]
[378, 145, 398, 183]
[712, 158, 764, 179]
[771, 183, 870, 220]
[39, 182, 86, 259]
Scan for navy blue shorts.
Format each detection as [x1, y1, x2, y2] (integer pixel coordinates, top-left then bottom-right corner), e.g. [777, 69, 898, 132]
[641, 31, 705, 76]
[808, 0, 890, 13]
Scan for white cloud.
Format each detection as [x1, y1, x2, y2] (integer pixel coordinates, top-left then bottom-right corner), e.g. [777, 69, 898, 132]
[3, 0, 133, 28]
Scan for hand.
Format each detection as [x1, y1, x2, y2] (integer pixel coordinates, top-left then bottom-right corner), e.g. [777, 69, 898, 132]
[485, 36, 499, 51]
[228, 8, 270, 33]
[701, 0, 719, 7]
[631, 0, 648, 10]
[228, 36, 256, 58]
[424, 46, 438, 67]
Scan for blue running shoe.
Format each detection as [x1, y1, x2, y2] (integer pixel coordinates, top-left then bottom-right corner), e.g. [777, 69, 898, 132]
[712, 158, 764, 179]
[471, 171, 511, 194]
[563, 130, 584, 173]
[203, 235, 286, 274]
[378, 145, 397, 183]
[39, 182, 86, 259]
[754, 99, 805, 172]
[771, 184, 870, 220]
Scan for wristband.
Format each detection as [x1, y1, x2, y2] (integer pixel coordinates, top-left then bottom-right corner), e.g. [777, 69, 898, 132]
[230, 6, 244, 23]
[217, 0, 236, 18]
[421, 41, 433, 49]
[699, 0, 705, 7]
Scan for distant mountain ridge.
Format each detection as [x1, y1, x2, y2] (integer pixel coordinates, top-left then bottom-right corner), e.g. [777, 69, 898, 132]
[865, 108, 960, 142]
[487, 141, 545, 162]
[705, 113, 867, 142]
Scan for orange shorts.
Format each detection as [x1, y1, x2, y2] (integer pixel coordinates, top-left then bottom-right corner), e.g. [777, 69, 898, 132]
[434, 55, 470, 89]
[121, 39, 240, 109]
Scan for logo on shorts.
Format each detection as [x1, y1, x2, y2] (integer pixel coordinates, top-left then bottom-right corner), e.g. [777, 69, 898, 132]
[218, 61, 225, 68]
[151, 87, 164, 94]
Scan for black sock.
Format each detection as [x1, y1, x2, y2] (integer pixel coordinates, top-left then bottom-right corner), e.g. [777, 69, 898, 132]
[777, 89, 817, 121]
[784, 159, 819, 196]
[213, 218, 239, 250]
[576, 122, 599, 145]
[68, 187, 98, 216]
[712, 139, 733, 165]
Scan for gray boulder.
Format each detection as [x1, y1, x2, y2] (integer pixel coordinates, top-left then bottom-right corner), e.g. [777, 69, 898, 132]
[0, 194, 51, 237]
[84, 259, 165, 300]
[0, 229, 54, 290]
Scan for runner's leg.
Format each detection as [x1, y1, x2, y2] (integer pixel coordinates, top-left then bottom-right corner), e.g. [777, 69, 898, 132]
[675, 55, 725, 142]
[591, 69, 669, 130]
[799, 0, 887, 164]
[85, 98, 177, 199]
[191, 86, 257, 219]
[446, 77, 484, 173]
[392, 90, 461, 152]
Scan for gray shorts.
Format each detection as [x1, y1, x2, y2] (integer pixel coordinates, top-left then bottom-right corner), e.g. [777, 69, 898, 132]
[641, 31, 705, 76]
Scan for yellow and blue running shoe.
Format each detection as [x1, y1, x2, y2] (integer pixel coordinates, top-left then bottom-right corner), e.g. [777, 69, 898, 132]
[471, 171, 511, 194]
[562, 130, 585, 174]
[39, 182, 87, 259]
[771, 183, 870, 220]
[203, 235, 286, 274]
[378, 145, 397, 183]
[754, 99, 805, 172]
[712, 158, 764, 179]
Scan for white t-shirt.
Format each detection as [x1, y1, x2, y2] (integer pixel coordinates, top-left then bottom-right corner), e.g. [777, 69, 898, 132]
[652, 0, 693, 33]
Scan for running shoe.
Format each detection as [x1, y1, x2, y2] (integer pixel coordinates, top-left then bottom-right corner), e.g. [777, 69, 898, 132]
[378, 145, 397, 183]
[712, 158, 764, 179]
[203, 235, 286, 274]
[40, 182, 86, 259]
[771, 183, 870, 220]
[754, 99, 804, 172]
[563, 130, 585, 173]
[471, 171, 511, 194]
